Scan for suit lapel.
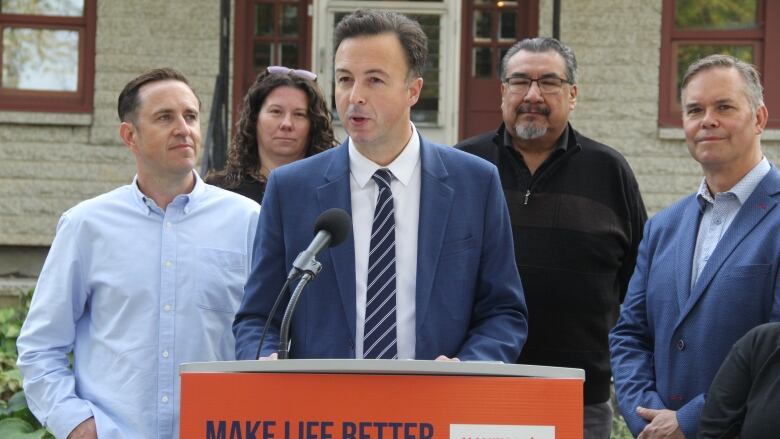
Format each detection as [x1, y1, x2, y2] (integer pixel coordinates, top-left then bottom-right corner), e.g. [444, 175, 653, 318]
[415, 137, 454, 333]
[675, 199, 701, 313]
[316, 143, 357, 343]
[679, 169, 780, 323]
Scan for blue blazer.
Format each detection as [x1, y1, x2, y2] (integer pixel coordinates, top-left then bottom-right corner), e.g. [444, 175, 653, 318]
[609, 167, 780, 438]
[234, 136, 528, 362]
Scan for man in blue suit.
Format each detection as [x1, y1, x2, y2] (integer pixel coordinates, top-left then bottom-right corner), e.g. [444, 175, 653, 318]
[233, 10, 528, 362]
[610, 54, 780, 438]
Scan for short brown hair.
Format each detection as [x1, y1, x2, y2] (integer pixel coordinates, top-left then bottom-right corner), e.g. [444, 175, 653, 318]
[334, 9, 428, 79]
[117, 67, 200, 122]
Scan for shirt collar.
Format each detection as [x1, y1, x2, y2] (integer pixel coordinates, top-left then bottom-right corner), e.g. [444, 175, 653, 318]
[348, 122, 421, 188]
[131, 170, 205, 215]
[696, 156, 771, 211]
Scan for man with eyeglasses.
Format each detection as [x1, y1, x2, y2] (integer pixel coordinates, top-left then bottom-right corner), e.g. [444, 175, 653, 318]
[457, 37, 647, 439]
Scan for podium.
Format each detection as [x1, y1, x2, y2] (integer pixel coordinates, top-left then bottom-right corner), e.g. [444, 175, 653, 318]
[180, 360, 584, 439]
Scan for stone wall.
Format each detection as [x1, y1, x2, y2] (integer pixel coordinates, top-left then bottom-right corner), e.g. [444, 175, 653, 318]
[2, 0, 779, 254]
[0, 0, 221, 247]
[539, 0, 780, 213]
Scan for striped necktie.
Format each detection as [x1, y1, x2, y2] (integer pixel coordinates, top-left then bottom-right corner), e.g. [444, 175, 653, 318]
[363, 168, 398, 359]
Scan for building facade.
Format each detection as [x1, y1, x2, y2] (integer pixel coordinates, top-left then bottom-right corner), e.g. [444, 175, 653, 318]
[1, 0, 778, 288]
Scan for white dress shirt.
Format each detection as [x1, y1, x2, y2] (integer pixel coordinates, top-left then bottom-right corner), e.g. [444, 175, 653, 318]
[349, 124, 421, 359]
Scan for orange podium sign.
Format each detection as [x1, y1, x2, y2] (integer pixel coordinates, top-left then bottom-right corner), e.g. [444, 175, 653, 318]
[180, 360, 584, 439]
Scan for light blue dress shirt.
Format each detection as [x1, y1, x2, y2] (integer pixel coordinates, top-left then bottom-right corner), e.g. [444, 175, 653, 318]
[17, 174, 259, 439]
[692, 157, 771, 289]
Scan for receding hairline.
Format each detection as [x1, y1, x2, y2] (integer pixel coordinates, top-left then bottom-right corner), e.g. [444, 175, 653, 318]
[683, 64, 739, 89]
[505, 48, 569, 75]
[133, 79, 200, 115]
[681, 65, 749, 103]
[334, 31, 417, 79]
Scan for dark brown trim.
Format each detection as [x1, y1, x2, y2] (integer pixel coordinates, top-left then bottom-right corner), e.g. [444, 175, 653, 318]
[658, 0, 675, 127]
[232, 0, 312, 134]
[659, 0, 779, 128]
[458, 0, 469, 140]
[0, 0, 95, 113]
[458, 0, 539, 140]
[0, 13, 84, 26]
[764, 0, 780, 126]
[232, 0, 252, 131]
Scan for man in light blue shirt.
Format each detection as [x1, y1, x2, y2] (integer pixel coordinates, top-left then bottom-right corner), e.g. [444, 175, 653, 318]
[610, 55, 780, 438]
[16, 68, 260, 439]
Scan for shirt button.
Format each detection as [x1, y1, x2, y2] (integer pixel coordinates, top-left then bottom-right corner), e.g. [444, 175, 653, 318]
[161, 395, 169, 403]
[164, 261, 172, 268]
[163, 304, 172, 312]
[165, 221, 173, 228]
[162, 350, 169, 358]
[676, 339, 685, 351]
[715, 219, 722, 225]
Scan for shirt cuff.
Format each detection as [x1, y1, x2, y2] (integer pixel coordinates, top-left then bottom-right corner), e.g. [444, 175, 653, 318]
[676, 393, 705, 438]
[46, 398, 93, 439]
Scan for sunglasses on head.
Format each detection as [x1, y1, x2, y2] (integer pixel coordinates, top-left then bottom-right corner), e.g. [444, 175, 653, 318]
[266, 66, 317, 81]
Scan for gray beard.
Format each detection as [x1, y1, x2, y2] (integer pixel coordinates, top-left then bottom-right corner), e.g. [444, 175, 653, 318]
[514, 123, 547, 140]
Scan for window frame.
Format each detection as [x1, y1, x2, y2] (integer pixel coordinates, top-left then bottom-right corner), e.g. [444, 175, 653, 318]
[659, 0, 780, 128]
[317, 1, 450, 129]
[0, 0, 96, 113]
[233, 0, 313, 129]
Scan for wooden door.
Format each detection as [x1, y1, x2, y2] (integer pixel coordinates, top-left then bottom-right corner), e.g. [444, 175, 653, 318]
[233, 0, 313, 125]
[459, 0, 538, 140]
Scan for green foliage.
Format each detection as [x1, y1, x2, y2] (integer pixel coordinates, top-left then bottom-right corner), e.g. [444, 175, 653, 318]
[609, 385, 633, 439]
[611, 412, 633, 439]
[0, 290, 53, 438]
[675, 0, 758, 30]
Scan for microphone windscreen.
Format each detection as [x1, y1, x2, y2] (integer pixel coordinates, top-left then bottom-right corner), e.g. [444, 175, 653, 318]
[313, 208, 352, 247]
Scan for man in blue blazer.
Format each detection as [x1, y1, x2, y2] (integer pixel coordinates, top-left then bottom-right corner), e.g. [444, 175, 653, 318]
[610, 54, 780, 438]
[234, 10, 528, 362]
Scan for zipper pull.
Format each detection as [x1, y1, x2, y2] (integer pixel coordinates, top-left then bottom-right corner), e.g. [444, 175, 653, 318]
[524, 189, 531, 205]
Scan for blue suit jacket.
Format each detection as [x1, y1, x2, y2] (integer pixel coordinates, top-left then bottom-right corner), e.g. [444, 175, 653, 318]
[234, 136, 528, 362]
[609, 167, 780, 438]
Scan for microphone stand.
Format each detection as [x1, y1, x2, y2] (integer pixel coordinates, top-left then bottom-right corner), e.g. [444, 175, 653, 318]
[278, 259, 322, 359]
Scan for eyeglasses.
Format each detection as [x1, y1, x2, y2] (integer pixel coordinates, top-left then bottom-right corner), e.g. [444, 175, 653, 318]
[502, 75, 571, 94]
[266, 66, 317, 81]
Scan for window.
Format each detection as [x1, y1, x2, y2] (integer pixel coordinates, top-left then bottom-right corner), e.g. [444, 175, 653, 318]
[659, 0, 780, 128]
[470, 0, 521, 79]
[460, 0, 538, 139]
[233, 0, 312, 125]
[330, 11, 442, 126]
[0, 0, 95, 112]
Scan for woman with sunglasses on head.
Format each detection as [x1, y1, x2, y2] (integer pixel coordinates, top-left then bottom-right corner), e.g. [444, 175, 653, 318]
[207, 66, 337, 203]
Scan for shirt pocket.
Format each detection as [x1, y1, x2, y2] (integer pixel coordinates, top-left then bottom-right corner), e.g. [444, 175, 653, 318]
[195, 248, 246, 314]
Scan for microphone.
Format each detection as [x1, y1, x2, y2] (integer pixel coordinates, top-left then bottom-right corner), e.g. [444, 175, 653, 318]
[275, 208, 352, 359]
[258, 209, 352, 359]
[287, 208, 352, 280]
